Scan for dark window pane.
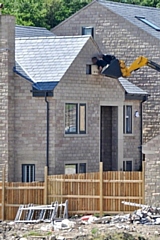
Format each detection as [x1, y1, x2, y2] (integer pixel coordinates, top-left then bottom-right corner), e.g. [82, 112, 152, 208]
[86, 65, 91, 74]
[126, 106, 132, 133]
[123, 161, 125, 171]
[22, 164, 35, 182]
[79, 163, 86, 173]
[123, 105, 125, 134]
[65, 103, 78, 134]
[82, 27, 94, 37]
[126, 161, 132, 171]
[79, 104, 86, 134]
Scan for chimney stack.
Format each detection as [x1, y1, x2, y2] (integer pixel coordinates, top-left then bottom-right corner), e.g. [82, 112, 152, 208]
[0, 15, 15, 181]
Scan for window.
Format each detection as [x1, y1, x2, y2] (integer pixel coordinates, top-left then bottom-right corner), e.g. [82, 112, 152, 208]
[22, 164, 35, 182]
[82, 26, 94, 37]
[65, 103, 86, 134]
[65, 163, 86, 174]
[86, 64, 91, 74]
[123, 160, 132, 171]
[123, 105, 132, 134]
[135, 16, 160, 31]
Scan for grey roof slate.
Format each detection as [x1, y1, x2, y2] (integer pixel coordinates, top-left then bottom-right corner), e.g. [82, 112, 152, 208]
[15, 29, 148, 95]
[15, 35, 90, 89]
[118, 77, 148, 95]
[15, 25, 54, 38]
[97, 0, 160, 40]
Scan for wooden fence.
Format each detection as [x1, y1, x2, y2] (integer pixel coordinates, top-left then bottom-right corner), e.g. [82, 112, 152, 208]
[47, 162, 145, 215]
[0, 162, 145, 220]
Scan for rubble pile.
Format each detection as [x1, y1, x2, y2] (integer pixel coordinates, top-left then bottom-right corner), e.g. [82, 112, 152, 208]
[0, 202, 160, 239]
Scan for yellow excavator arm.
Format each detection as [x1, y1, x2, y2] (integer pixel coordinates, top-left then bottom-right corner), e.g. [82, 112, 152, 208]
[102, 56, 160, 79]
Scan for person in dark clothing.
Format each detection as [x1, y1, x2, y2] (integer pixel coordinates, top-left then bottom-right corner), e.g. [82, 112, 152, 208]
[92, 54, 116, 72]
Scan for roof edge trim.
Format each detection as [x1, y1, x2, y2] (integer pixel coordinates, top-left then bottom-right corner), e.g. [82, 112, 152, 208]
[13, 66, 33, 83]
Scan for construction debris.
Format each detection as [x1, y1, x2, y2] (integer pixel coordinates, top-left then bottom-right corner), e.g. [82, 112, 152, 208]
[1, 201, 156, 239]
[14, 200, 68, 223]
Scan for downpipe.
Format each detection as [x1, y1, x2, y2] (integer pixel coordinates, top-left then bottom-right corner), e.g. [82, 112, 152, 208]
[45, 94, 49, 171]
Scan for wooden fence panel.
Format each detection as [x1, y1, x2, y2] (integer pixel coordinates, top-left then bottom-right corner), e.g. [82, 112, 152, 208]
[48, 172, 100, 214]
[4, 182, 44, 220]
[0, 163, 144, 220]
[47, 169, 143, 215]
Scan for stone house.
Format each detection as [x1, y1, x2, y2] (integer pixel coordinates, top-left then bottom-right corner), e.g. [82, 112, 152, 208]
[52, 0, 160, 145]
[142, 136, 160, 206]
[0, 15, 148, 182]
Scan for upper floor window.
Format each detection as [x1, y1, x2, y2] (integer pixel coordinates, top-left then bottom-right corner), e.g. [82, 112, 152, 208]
[82, 26, 94, 37]
[22, 164, 35, 182]
[123, 105, 132, 134]
[65, 103, 86, 134]
[135, 16, 160, 31]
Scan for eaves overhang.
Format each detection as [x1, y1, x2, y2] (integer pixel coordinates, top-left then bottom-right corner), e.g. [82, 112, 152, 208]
[125, 92, 149, 101]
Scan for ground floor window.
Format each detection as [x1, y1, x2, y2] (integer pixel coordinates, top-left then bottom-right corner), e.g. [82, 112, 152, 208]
[65, 163, 86, 174]
[123, 160, 132, 171]
[22, 164, 35, 182]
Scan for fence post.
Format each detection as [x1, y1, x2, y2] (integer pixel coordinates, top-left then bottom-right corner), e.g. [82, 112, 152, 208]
[99, 162, 103, 217]
[142, 161, 145, 204]
[2, 166, 5, 221]
[44, 166, 48, 205]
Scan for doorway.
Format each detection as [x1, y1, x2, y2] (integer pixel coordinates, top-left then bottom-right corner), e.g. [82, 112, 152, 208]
[100, 106, 118, 171]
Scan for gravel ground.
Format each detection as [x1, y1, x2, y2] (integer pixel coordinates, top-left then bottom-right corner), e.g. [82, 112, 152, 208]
[0, 220, 160, 240]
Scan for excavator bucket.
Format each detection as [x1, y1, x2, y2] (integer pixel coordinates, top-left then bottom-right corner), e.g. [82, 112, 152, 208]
[101, 59, 122, 79]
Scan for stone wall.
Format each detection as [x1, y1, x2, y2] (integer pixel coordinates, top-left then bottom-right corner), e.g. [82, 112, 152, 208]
[13, 74, 58, 181]
[123, 100, 142, 171]
[0, 15, 15, 181]
[52, 1, 160, 144]
[142, 135, 160, 206]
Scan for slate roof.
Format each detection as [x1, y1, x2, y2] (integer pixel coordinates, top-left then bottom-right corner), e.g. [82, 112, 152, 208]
[15, 36, 91, 90]
[15, 35, 148, 95]
[97, 0, 160, 40]
[118, 77, 148, 96]
[15, 25, 54, 38]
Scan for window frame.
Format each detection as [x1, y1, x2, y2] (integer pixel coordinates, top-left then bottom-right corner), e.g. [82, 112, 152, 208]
[82, 26, 94, 37]
[123, 105, 132, 134]
[65, 103, 86, 135]
[123, 160, 133, 171]
[65, 162, 87, 174]
[22, 164, 35, 182]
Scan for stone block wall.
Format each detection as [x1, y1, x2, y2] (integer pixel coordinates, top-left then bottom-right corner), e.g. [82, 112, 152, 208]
[0, 15, 15, 181]
[142, 135, 160, 206]
[53, 38, 125, 174]
[52, 1, 160, 144]
[13, 74, 57, 181]
[123, 100, 142, 171]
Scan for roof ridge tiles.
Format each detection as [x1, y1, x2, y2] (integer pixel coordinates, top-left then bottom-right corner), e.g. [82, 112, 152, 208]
[16, 35, 91, 40]
[97, 0, 160, 11]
